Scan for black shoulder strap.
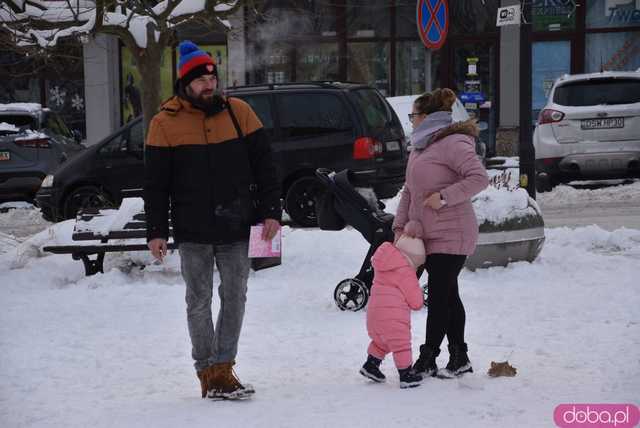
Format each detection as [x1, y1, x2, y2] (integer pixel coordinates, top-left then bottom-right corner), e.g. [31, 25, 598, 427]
[226, 98, 244, 139]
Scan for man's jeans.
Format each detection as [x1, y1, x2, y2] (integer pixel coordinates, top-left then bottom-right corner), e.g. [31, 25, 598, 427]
[179, 241, 250, 372]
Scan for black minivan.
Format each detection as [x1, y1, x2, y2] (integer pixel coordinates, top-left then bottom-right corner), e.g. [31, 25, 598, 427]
[36, 82, 407, 226]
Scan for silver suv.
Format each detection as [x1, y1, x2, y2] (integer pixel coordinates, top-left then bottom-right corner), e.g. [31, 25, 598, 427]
[533, 71, 640, 192]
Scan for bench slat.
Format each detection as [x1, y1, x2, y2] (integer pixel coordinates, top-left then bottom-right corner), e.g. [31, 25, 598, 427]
[43, 242, 178, 254]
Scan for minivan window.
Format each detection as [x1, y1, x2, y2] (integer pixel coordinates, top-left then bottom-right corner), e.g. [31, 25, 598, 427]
[277, 93, 352, 139]
[233, 95, 274, 137]
[128, 120, 144, 152]
[350, 89, 393, 130]
[553, 78, 640, 106]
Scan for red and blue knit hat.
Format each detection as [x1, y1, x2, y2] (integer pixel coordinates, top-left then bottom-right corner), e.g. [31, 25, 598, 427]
[177, 40, 217, 86]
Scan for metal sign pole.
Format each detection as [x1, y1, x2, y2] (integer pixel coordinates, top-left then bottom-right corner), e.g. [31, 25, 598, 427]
[519, 1, 536, 199]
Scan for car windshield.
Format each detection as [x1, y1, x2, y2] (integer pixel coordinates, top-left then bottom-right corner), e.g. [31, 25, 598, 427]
[553, 78, 640, 106]
[351, 89, 393, 131]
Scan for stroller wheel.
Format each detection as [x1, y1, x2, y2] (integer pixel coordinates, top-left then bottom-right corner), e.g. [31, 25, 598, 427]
[422, 283, 428, 308]
[334, 278, 368, 311]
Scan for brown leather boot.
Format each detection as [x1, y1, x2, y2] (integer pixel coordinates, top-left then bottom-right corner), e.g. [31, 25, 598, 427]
[196, 365, 218, 399]
[209, 362, 255, 400]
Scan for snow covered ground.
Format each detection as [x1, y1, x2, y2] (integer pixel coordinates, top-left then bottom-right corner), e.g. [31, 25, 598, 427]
[1, 186, 639, 428]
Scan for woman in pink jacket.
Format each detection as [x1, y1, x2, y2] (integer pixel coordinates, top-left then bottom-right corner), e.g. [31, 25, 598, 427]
[360, 235, 426, 389]
[393, 88, 489, 379]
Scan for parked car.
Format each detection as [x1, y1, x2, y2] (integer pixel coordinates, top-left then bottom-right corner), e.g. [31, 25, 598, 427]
[0, 103, 84, 203]
[36, 82, 408, 226]
[533, 71, 640, 192]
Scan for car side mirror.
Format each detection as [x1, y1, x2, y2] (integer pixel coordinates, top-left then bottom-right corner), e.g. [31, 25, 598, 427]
[478, 121, 489, 131]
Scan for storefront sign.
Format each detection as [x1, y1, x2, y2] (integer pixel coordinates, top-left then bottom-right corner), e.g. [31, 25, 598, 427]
[532, 0, 576, 31]
[496, 4, 522, 26]
[417, 0, 449, 50]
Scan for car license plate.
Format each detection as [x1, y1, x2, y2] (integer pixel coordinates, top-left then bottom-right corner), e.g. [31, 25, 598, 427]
[386, 140, 400, 151]
[580, 117, 624, 130]
[0, 151, 10, 161]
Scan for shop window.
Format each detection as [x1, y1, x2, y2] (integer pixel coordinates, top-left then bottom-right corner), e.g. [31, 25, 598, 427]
[452, 42, 497, 154]
[585, 31, 640, 72]
[296, 43, 339, 81]
[587, 0, 640, 29]
[347, 42, 390, 95]
[532, 41, 571, 122]
[257, 2, 337, 37]
[396, 1, 417, 38]
[396, 41, 426, 96]
[252, 43, 293, 84]
[347, 0, 390, 38]
[121, 46, 173, 124]
[532, 0, 576, 32]
[277, 94, 352, 139]
[449, 0, 500, 35]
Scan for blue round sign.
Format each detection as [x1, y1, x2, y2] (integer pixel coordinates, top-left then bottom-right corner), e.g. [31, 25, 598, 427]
[417, 0, 449, 50]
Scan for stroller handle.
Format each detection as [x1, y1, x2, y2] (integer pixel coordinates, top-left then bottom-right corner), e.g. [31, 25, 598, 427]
[315, 168, 335, 187]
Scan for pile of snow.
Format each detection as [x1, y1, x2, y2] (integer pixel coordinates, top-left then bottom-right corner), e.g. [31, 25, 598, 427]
[0, 122, 20, 133]
[0, 205, 51, 239]
[473, 187, 540, 226]
[0, 221, 638, 427]
[538, 180, 640, 208]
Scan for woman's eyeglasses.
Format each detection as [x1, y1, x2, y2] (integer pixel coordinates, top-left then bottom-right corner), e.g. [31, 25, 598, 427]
[408, 113, 423, 120]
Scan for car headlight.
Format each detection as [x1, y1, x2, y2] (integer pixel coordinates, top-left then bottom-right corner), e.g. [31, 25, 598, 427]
[41, 174, 54, 188]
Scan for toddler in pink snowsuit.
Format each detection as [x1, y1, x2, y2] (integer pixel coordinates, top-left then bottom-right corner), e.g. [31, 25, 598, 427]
[360, 231, 426, 388]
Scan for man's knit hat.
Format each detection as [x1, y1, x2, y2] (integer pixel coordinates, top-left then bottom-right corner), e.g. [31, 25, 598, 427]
[395, 235, 426, 268]
[177, 40, 217, 87]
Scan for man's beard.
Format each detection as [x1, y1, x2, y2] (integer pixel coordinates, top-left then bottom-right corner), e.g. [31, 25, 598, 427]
[181, 84, 226, 116]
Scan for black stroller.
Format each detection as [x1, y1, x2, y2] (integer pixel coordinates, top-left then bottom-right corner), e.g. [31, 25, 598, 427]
[315, 168, 427, 311]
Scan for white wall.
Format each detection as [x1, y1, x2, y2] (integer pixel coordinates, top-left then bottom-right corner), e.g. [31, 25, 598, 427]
[82, 34, 120, 145]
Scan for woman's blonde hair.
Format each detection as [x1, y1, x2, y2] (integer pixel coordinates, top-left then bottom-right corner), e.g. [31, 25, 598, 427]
[413, 88, 457, 115]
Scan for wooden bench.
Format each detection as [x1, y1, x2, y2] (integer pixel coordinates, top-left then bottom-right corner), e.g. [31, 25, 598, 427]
[42, 197, 281, 275]
[43, 198, 177, 276]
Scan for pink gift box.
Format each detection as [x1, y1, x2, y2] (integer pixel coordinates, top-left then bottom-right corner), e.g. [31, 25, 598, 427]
[248, 224, 281, 258]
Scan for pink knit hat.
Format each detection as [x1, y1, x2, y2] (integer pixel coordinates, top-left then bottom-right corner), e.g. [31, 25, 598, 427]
[395, 235, 426, 268]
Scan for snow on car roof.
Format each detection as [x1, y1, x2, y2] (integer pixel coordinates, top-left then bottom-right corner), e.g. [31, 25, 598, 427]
[0, 103, 42, 113]
[0, 122, 20, 133]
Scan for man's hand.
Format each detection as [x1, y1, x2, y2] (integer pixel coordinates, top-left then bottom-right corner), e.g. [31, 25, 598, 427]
[424, 191, 444, 210]
[261, 218, 280, 241]
[148, 238, 168, 262]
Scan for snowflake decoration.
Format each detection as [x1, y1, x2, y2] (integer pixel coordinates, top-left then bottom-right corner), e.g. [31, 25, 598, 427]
[71, 94, 84, 111]
[49, 86, 67, 107]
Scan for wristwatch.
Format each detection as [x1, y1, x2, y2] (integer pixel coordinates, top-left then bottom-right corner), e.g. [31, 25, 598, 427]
[440, 193, 447, 206]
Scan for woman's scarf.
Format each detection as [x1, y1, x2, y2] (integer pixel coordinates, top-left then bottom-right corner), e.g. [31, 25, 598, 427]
[410, 111, 453, 150]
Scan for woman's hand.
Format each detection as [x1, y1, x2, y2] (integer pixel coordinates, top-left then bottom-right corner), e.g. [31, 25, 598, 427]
[424, 191, 445, 210]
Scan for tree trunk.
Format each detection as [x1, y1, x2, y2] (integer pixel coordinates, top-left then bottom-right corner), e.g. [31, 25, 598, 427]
[136, 47, 163, 139]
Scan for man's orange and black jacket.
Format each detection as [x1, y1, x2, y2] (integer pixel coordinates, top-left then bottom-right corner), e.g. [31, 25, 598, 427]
[143, 96, 281, 244]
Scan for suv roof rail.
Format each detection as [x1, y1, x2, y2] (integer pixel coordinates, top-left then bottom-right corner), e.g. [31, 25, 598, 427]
[226, 81, 368, 91]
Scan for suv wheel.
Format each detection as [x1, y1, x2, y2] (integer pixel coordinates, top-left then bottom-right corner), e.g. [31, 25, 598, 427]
[285, 176, 324, 227]
[535, 174, 557, 193]
[64, 186, 114, 219]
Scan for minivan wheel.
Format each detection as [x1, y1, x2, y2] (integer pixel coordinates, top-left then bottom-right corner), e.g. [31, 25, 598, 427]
[64, 186, 114, 219]
[285, 176, 324, 227]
